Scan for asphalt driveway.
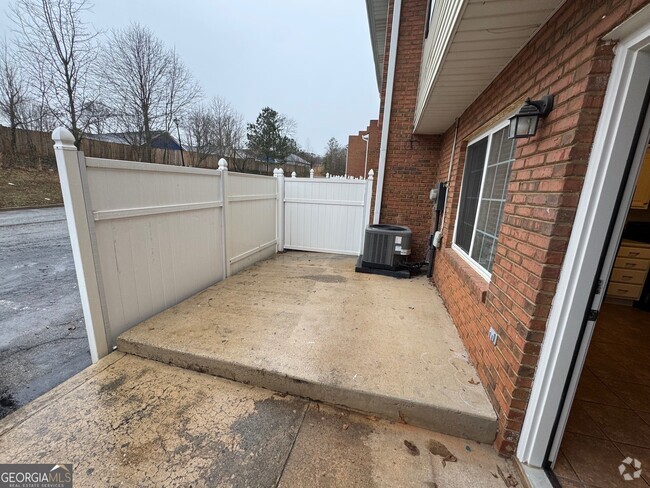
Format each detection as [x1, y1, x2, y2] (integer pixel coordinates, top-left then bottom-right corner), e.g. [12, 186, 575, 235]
[0, 207, 90, 418]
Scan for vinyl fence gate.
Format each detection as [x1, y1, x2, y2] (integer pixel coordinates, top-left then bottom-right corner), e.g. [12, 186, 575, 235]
[280, 171, 374, 255]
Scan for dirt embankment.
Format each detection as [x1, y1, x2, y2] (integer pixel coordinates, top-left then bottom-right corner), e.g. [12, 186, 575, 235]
[0, 168, 63, 209]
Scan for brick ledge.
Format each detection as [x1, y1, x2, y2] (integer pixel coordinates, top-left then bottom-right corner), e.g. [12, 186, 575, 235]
[439, 248, 489, 304]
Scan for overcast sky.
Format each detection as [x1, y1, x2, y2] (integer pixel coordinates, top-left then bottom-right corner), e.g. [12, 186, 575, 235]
[0, 0, 379, 153]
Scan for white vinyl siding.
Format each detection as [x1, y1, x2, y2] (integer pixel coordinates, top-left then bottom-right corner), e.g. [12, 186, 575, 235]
[453, 122, 515, 278]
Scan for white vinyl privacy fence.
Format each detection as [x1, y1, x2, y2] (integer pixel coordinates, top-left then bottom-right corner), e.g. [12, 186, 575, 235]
[53, 128, 373, 362]
[284, 175, 373, 255]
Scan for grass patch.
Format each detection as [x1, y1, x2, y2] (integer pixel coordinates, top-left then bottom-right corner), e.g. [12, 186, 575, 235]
[0, 167, 63, 209]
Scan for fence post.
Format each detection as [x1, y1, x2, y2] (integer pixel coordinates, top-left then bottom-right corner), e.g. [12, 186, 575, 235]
[219, 158, 230, 277]
[360, 169, 375, 253]
[309, 168, 314, 179]
[52, 127, 109, 362]
[277, 168, 285, 252]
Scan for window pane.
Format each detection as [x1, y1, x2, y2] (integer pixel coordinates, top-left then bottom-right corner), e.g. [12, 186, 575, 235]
[455, 137, 488, 253]
[470, 126, 516, 273]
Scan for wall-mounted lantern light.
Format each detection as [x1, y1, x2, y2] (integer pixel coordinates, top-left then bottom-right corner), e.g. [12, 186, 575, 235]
[508, 95, 554, 139]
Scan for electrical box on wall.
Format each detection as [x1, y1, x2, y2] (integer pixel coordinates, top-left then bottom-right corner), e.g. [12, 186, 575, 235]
[430, 182, 447, 211]
[488, 327, 499, 346]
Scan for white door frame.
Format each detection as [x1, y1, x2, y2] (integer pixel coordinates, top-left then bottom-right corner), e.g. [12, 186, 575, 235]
[517, 6, 650, 469]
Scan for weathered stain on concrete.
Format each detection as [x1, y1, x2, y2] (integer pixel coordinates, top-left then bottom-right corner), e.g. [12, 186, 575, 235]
[0, 354, 307, 487]
[278, 403, 375, 487]
[0, 354, 521, 488]
[301, 274, 347, 283]
[282, 402, 521, 488]
[118, 251, 497, 443]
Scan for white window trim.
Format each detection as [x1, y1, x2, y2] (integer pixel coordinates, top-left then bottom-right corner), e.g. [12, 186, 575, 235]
[451, 243, 493, 281]
[452, 119, 511, 282]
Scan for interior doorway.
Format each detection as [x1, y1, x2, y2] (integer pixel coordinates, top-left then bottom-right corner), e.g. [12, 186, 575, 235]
[552, 145, 650, 487]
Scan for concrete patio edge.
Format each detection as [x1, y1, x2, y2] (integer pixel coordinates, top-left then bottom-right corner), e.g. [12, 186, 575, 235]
[117, 336, 497, 444]
[0, 352, 126, 436]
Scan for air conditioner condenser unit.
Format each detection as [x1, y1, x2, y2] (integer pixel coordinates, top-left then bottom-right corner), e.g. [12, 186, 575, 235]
[355, 224, 412, 278]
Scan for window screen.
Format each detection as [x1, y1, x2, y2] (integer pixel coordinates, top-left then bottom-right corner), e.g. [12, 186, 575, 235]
[455, 137, 488, 253]
[454, 125, 516, 275]
[471, 127, 516, 272]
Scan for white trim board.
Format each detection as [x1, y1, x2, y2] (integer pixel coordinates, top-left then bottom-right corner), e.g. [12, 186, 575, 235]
[517, 6, 650, 472]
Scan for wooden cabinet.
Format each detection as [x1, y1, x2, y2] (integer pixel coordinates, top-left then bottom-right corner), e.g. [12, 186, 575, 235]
[607, 240, 650, 301]
[632, 151, 650, 209]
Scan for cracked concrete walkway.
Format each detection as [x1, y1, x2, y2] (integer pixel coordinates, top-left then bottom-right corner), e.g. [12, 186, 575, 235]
[0, 353, 520, 487]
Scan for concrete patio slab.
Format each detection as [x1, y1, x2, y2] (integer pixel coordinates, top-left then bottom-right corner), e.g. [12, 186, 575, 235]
[280, 403, 519, 488]
[118, 251, 497, 443]
[0, 353, 520, 487]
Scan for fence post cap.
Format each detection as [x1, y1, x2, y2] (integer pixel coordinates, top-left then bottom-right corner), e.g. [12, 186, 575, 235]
[273, 168, 279, 177]
[309, 169, 314, 178]
[326, 173, 330, 178]
[218, 158, 228, 171]
[368, 169, 374, 180]
[291, 171, 297, 178]
[278, 168, 284, 176]
[52, 127, 76, 149]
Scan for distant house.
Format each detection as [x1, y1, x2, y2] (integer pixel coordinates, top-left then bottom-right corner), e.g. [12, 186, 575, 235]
[85, 131, 183, 151]
[237, 149, 312, 167]
[283, 153, 311, 167]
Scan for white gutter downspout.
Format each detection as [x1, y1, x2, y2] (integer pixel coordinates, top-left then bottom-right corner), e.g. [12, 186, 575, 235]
[440, 118, 459, 231]
[373, 0, 402, 224]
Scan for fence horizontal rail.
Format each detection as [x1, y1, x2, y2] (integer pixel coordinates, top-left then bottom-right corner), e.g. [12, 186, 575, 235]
[86, 157, 220, 175]
[288, 178, 369, 184]
[227, 194, 277, 202]
[229, 239, 277, 264]
[93, 201, 224, 221]
[285, 198, 366, 207]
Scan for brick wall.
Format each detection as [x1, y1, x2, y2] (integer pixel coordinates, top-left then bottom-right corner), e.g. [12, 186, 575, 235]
[375, 0, 441, 261]
[346, 120, 380, 178]
[367, 119, 380, 179]
[429, 0, 650, 456]
[347, 129, 369, 177]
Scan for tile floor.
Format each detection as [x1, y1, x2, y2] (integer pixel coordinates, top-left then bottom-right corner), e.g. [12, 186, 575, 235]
[555, 303, 650, 488]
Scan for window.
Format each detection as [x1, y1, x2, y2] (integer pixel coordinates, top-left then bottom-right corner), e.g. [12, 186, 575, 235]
[453, 123, 516, 278]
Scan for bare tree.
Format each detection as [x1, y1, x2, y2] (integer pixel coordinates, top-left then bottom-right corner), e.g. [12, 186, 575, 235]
[211, 97, 245, 169]
[11, 0, 99, 147]
[183, 97, 245, 169]
[184, 104, 214, 167]
[82, 100, 114, 135]
[18, 55, 54, 133]
[101, 23, 200, 163]
[0, 39, 28, 154]
[162, 48, 201, 163]
[101, 23, 168, 161]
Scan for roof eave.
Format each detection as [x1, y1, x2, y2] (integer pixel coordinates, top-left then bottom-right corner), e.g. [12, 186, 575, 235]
[366, 0, 389, 92]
